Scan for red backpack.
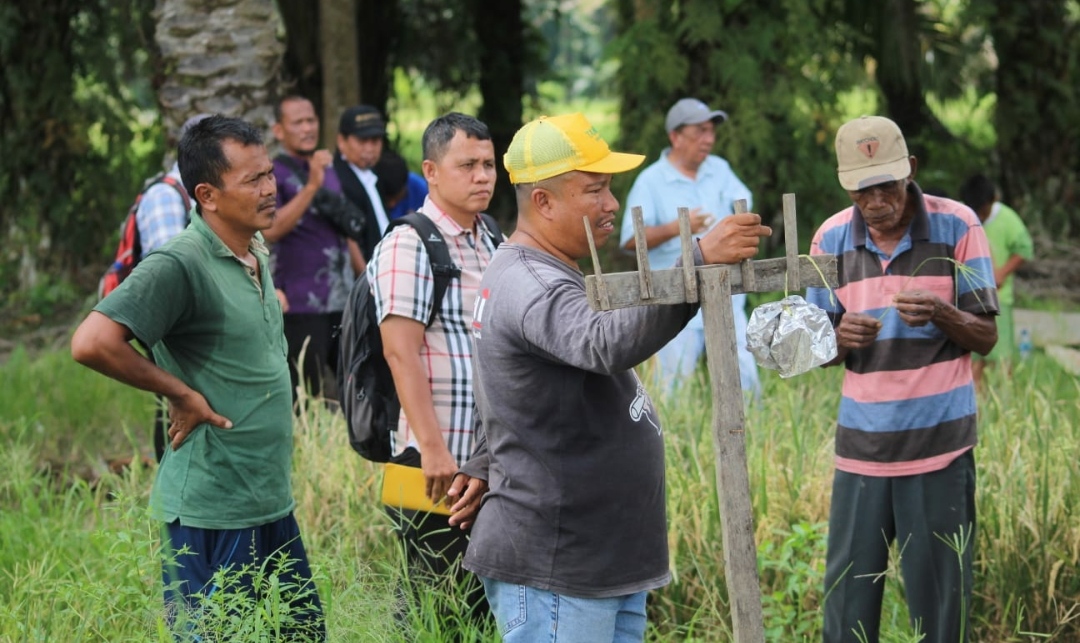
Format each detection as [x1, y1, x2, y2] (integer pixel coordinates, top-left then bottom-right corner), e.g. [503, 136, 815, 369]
[98, 174, 190, 299]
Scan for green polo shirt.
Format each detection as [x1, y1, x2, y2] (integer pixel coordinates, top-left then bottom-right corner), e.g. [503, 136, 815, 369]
[983, 202, 1034, 307]
[96, 214, 294, 529]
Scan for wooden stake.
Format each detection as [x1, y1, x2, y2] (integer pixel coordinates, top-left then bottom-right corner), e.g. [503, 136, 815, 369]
[631, 206, 653, 299]
[583, 215, 611, 310]
[678, 207, 698, 304]
[734, 199, 755, 290]
[700, 268, 765, 643]
[783, 194, 800, 292]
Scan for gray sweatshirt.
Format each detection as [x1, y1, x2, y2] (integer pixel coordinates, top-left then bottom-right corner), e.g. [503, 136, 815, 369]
[460, 242, 699, 598]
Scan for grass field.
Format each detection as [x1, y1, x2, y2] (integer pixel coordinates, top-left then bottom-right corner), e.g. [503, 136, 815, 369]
[1, 334, 1078, 641]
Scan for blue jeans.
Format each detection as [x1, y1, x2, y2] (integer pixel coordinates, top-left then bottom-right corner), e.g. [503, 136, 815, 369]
[480, 577, 647, 643]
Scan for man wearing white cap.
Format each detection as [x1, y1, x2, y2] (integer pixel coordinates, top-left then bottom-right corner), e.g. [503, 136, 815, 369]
[806, 115, 998, 642]
[620, 97, 760, 396]
[446, 113, 771, 641]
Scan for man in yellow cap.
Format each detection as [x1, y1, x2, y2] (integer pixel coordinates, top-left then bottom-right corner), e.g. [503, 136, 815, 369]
[446, 113, 771, 642]
[806, 115, 998, 642]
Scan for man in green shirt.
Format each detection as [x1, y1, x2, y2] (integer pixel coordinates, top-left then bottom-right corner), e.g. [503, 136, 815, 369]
[71, 115, 324, 638]
[960, 174, 1035, 385]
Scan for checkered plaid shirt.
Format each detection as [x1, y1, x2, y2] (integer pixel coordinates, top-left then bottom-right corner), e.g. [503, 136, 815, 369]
[136, 164, 190, 258]
[367, 197, 500, 465]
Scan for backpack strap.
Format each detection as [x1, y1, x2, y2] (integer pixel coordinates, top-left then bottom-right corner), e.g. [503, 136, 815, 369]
[385, 212, 460, 327]
[383, 211, 505, 327]
[158, 175, 192, 221]
[478, 213, 504, 250]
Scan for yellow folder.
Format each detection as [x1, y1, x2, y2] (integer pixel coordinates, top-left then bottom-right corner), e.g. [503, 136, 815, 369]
[381, 463, 452, 516]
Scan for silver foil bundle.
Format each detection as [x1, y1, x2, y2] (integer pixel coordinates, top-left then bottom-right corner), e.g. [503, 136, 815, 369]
[746, 295, 837, 378]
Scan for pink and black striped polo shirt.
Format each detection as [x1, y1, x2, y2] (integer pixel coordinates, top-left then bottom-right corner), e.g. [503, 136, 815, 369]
[806, 183, 999, 477]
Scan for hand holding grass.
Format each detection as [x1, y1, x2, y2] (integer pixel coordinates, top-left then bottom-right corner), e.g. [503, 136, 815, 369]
[893, 290, 944, 327]
[893, 288, 998, 356]
[835, 313, 882, 350]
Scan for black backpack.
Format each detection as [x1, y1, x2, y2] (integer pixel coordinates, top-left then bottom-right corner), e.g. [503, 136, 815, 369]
[338, 211, 503, 461]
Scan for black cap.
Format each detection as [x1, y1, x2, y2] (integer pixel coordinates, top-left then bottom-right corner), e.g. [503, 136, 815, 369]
[339, 105, 386, 139]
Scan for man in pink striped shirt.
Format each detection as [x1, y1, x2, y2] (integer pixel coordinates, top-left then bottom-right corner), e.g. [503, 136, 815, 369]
[806, 116, 998, 643]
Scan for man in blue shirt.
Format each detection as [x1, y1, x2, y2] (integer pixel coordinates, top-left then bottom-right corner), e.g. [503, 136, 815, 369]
[372, 149, 429, 220]
[620, 98, 760, 396]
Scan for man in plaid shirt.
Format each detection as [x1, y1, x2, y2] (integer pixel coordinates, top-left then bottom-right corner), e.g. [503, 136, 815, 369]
[136, 114, 211, 258]
[366, 112, 500, 629]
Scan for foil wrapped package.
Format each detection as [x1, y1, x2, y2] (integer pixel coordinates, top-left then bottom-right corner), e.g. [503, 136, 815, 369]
[746, 295, 837, 378]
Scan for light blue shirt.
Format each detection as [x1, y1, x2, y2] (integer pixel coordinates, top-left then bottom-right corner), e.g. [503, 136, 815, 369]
[135, 164, 191, 258]
[621, 150, 753, 329]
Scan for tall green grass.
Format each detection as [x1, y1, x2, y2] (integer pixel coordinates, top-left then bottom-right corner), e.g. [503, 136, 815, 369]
[1, 345, 1078, 641]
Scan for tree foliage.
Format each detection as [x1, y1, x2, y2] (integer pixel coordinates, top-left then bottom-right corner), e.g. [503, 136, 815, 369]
[611, 0, 1080, 244]
[990, 0, 1080, 233]
[0, 0, 161, 300]
[5, 0, 1080, 307]
[611, 0, 862, 246]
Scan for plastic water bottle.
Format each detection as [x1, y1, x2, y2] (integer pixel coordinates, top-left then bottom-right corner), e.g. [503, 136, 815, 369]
[1018, 328, 1033, 360]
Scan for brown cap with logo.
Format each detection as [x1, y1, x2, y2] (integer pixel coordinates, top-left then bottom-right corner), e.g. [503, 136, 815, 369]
[835, 116, 911, 191]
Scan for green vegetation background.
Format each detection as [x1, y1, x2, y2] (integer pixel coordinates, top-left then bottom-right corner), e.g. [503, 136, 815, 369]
[2, 342, 1078, 640]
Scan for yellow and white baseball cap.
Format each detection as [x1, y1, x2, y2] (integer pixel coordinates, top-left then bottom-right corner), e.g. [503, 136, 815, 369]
[504, 113, 645, 185]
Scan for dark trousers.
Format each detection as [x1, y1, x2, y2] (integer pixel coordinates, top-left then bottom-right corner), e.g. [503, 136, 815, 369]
[162, 513, 325, 640]
[283, 312, 341, 402]
[823, 450, 976, 643]
[386, 449, 489, 634]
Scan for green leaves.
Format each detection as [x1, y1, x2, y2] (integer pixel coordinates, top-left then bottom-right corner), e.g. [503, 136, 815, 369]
[0, 0, 161, 303]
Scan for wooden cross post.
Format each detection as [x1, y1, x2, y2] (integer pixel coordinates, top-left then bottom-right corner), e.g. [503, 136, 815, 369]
[584, 195, 838, 643]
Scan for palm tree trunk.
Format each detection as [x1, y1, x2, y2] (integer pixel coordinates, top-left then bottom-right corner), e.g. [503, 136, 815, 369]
[320, 0, 360, 149]
[154, 0, 285, 139]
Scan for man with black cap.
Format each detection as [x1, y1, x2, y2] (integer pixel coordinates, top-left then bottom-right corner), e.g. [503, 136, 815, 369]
[268, 95, 361, 402]
[806, 115, 998, 643]
[620, 97, 760, 397]
[334, 104, 391, 262]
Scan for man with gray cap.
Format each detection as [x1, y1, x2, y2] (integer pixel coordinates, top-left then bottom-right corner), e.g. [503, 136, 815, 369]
[806, 115, 998, 642]
[620, 97, 759, 396]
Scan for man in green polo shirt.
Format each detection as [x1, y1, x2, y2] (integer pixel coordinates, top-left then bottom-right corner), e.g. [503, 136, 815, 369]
[960, 173, 1034, 386]
[71, 115, 324, 638]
